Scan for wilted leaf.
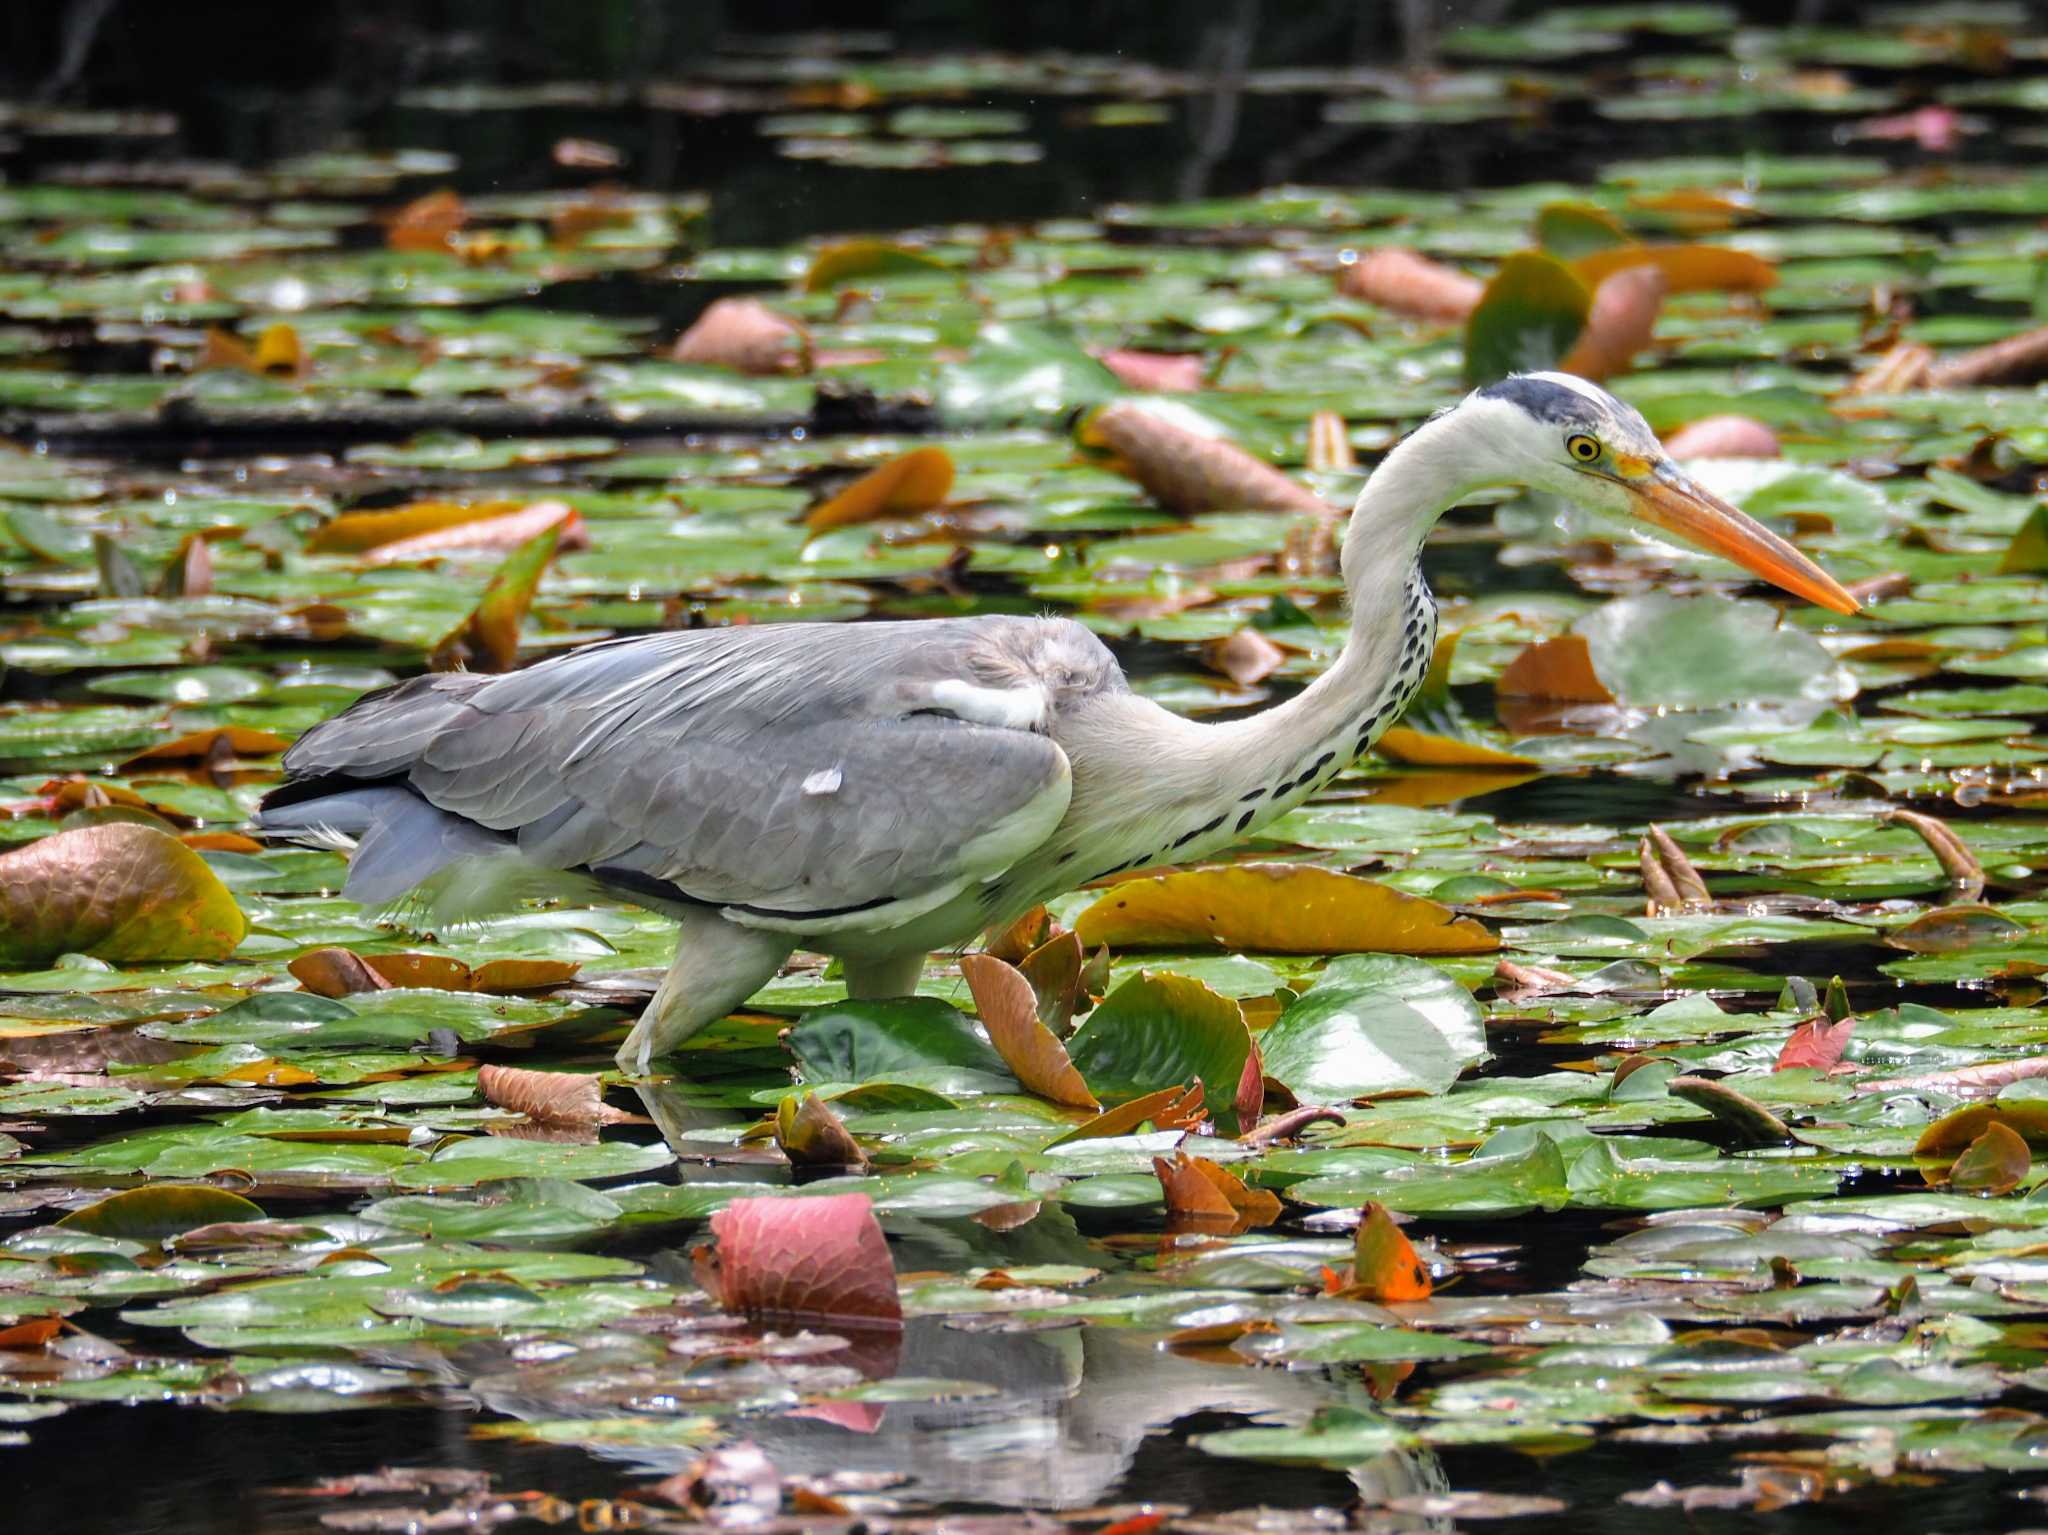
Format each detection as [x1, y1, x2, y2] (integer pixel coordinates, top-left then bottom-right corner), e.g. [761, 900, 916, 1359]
[1343, 1202, 1432, 1301]
[1017, 928, 1086, 1034]
[959, 953, 1098, 1111]
[1153, 1151, 1280, 1227]
[1777, 1015, 1854, 1072]
[774, 1092, 868, 1169]
[290, 947, 395, 997]
[1572, 243, 1776, 295]
[478, 1064, 631, 1128]
[1044, 1082, 1206, 1148]
[671, 297, 809, 375]
[1948, 1120, 2030, 1195]
[696, 1192, 901, 1326]
[386, 188, 465, 252]
[428, 520, 562, 672]
[307, 499, 530, 555]
[805, 446, 955, 533]
[1201, 628, 1286, 686]
[1640, 824, 1710, 914]
[1073, 863, 1497, 955]
[1083, 403, 1329, 516]
[362, 500, 587, 565]
[1665, 415, 1781, 459]
[1496, 634, 1616, 702]
[469, 958, 580, 993]
[1558, 264, 1665, 381]
[1668, 1075, 1791, 1143]
[0, 823, 246, 965]
[1338, 247, 1482, 322]
[199, 322, 304, 378]
[1096, 349, 1205, 392]
[121, 726, 291, 767]
[1463, 251, 1590, 386]
[1886, 905, 2024, 954]
[1373, 726, 1537, 768]
[1883, 808, 1985, 900]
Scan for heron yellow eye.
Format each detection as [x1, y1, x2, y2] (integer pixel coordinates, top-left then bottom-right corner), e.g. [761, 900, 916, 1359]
[1566, 433, 1602, 463]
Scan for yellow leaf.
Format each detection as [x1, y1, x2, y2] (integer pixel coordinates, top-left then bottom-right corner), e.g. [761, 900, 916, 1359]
[1571, 243, 1776, 295]
[306, 499, 528, 555]
[805, 446, 954, 533]
[1374, 726, 1538, 769]
[1073, 863, 1497, 955]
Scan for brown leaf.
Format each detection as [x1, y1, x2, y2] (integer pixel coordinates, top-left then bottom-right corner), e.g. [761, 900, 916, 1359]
[696, 1192, 901, 1326]
[1883, 807, 1986, 900]
[290, 948, 396, 998]
[0, 823, 246, 965]
[775, 1092, 869, 1169]
[1045, 1083, 1206, 1147]
[1152, 1150, 1280, 1229]
[961, 953, 1099, 1111]
[1928, 323, 2048, 389]
[364, 953, 475, 990]
[805, 446, 954, 534]
[362, 501, 588, 565]
[1017, 928, 1086, 1034]
[670, 297, 810, 376]
[468, 958, 581, 993]
[1663, 415, 1781, 459]
[306, 499, 528, 556]
[1235, 1036, 1265, 1133]
[1373, 726, 1538, 769]
[1337, 247, 1482, 322]
[121, 726, 291, 768]
[1306, 410, 1357, 471]
[1201, 628, 1285, 686]
[1095, 348, 1205, 392]
[199, 322, 305, 378]
[1083, 403, 1330, 517]
[1496, 634, 1616, 702]
[1857, 1057, 2048, 1099]
[1571, 243, 1776, 295]
[1668, 1076, 1791, 1144]
[1239, 1105, 1346, 1146]
[385, 188, 466, 252]
[1845, 342, 1934, 396]
[478, 1063, 631, 1128]
[1558, 265, 1665, 381]
[1639, 824, 1710, 914]
[983, 905, 1051, 964]
[1777, 1015, 1855, 1072]
[1947, 1120, 2030, 1195]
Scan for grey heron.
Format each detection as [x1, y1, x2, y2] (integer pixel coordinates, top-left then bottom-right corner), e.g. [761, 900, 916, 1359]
[257, 372, 1858, 1074]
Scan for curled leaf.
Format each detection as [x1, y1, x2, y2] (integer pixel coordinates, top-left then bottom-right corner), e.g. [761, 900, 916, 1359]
[1462, 251, 1589, 386]
[428, 520, 563, 673]
[1668, 1075, 1791, 1144]
[1344, 1202, 1432, 1302]
[805, 446, 955, 534]
[0, 823, 246, 965]
[1882, 808, 1985, 900]
[1663, 415, 1781, 460]
[1153, 1151, 1280, 1229]
[1496, 634, 1617, 703]
[1776, 1015, 1855, 1072]
[774, 1092, 869, 1169]
[478, 1064, 631, 1128]
[960, 953, 1098, 1111]
[1557, 264, 1665, 381]
[1947, 1121, 2030, 1196]
[1338, 247, 1482, 322]
[386, 188, 466, 252]
[671, 297, 810, 376]
[121, 726, 291, 768]
[1044, 1082, 1206, 1148]
[1639, 824, 1709, 914]
[1074, 863, 1497, 955]
[1017, 928, 1086, 1035]
[696, 1192, 901, 1327]
[199, 322, 305, 379]
[1201, 628, 1286, 686]
[1862, 1058, 2048, 1100]
[1571, 243, 1776, 295]
[363, 500, 588, 565]
[1084, 403, 1329, 517]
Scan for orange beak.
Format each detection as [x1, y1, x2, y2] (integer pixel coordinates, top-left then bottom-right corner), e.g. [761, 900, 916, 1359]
[1624, 462, 1860, 615]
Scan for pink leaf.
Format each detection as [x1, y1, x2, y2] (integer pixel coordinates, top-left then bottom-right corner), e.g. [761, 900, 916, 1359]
[1777, 1016, 1854, 1072]
[697, 1193, 901, 1328]
[1096, 349, 1205, 392]
[1663, 415, 1781, 460]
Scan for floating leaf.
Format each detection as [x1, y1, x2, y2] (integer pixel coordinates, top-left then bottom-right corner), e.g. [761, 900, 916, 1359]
[306, 498, 528, 555]
[1044, 1082, 1206, 1148]
[1948, 1121, 2030, 1195]
[1496, 634, 1616, 702]
[1664, 415, 1781, 459]
[1153, 1151, 1279, 1227]
[362, 500, 587, 565]
[120, 726, 291, 767]
[805, 446, 954, 534]
[478, 1064, 631, 1128]
[1083, 403, 1330, 517]
[289, 948, 394, 997]
[1066, 971, 1251, 1131]
[1338, 247, 1482, 321]
[670, 297, 809, 375]
[696, 1192, 901, 1326]
[57, 1186, 263, 1243]
[801, 238, 945, 292]
[0, 824, 245, 965]
[1260, 954, 1487, 1103]
[1777, 1015, 1854, 1071]
[786, 997, 1016, 1094]
[1073, 864, 1497, 955]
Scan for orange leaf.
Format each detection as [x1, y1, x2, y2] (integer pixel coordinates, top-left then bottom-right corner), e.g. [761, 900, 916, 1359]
[121, 726, 291, 768]
[386, 188, 466, 252]
[1571, 243, 1776, 295]
[1373, 726, 1538, 769]
[290, 948, 396, 998]
[1496, 634, 1616, 703]
[961, 953, 1099, 1111]
[1663, 415, 1781, 460]
[1153, 1150, 1282, 1228]
[199, 322, 305, 378]
[1073, 863, 1497, 955]
[805, 446, 954, 534]
[469, 958, 581, 993]
[0, 1318, 61, 1348]
[222, 1060, 320, 1087]
[1236, 1035, 1265, 1133]
[671, 297, 810, 375]
[363, 953, 474, 990]
[362, 501, 588, 565]
[1337, 247, 1483, 322]
[1558, 265, 1665, 382]
[1045, 1082, 1206, 1147]
[478, 1063, 631, 1128]
[1351, 1201, 1433, 1301]
[1084, 403, 1329, 517]
[1017, 928, 1086, 1034]
[305, 498, 529, 555]
[983, 904, 1051, 964]
[182, 831, 263, 854]
[428, 520, 563, 673]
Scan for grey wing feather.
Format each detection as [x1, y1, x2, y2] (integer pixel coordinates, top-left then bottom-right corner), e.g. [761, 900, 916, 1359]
[268, 617, 1124, 917]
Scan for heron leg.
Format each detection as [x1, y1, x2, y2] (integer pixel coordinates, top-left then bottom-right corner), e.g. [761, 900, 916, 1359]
[840, 950, 927, 999]
[617, 909, 792, 1076]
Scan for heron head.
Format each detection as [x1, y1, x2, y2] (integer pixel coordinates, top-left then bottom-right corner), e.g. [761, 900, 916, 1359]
[1471, 372, 1859, 615]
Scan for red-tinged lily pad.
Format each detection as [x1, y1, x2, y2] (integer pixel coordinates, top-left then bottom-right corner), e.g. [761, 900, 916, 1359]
[1777, 1015, 1854, 1072]
[695, 1192, 902, 1328]
[0, 823, 247, 965]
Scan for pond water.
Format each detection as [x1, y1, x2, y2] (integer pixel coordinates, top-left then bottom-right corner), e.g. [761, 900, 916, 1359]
[10, 6, 2048, 1532]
